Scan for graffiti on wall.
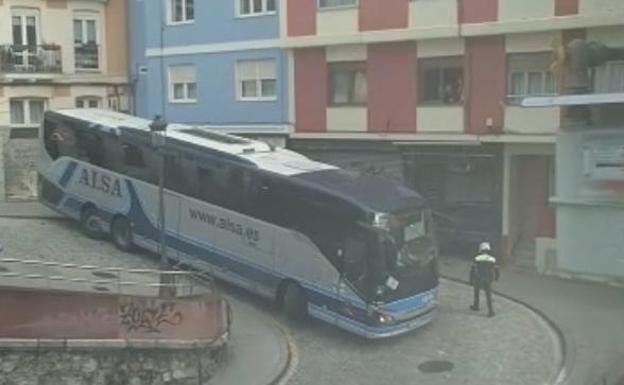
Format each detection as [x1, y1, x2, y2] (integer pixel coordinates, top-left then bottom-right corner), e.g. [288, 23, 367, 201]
[4, 139, 39, 201]
[119, 299, 183, 333]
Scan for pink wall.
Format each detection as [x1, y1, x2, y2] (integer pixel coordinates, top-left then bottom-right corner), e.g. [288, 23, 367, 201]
[367, 43, 417, 132]
[359, 0, 408, 31]
[555, 0, 579, 16]
[0, 288, 226, 341]
[465, 36, 506, 134]
[287, 0, 316, 36]
[459, 0, 498, 23]
[294, 48, 327, 132]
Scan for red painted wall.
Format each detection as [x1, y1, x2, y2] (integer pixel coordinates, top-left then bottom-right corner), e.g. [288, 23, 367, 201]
[0, 288, 226, 341]
[517, 157, 556, 239]
[359, 0, 408, 31]
[287, 0, 316, 36]
[459, 0, 498, 23]
[555, 0, 579, 16]
[294, 48, 327, 132]
[465, 36, 506, 134]
[367, 42, 417, 132]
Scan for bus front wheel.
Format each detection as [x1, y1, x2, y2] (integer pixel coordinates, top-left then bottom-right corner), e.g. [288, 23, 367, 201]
[111, 216, 134, 252]
[80, 206, 105, 239]
[283, 283, 308, 319]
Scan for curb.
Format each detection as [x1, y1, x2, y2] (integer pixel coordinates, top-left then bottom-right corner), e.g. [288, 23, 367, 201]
[441, 275, 571, 385]
[267, 319, 299, 385]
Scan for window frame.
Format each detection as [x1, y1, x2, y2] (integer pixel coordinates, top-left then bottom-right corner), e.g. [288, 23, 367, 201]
[73, 13, 101, 71]
[327, 61, 367, 107]
[317, 0, 357, 10]
[75, 96, 102, 109]
[506, 52, 558, 105]
[168, 64, 198, 104]
[236, 59, 278, 102]
[9, 98, 46, 128]
[418, 56, 464, 106]
[594, 60, 624, 94]
[168, 0, 195, 25]
[236, 0, 277, 18]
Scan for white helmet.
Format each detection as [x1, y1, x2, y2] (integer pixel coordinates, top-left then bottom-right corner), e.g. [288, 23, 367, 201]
[479, 242, 492, 253]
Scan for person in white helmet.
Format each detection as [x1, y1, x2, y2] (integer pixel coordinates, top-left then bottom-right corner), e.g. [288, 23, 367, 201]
[469, 242, 499, 317]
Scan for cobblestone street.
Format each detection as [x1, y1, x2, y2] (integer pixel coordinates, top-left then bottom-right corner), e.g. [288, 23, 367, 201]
[0, 218, 563, 385]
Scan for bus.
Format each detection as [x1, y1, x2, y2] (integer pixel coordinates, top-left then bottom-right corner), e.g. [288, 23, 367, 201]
[37, 109, 438, 338]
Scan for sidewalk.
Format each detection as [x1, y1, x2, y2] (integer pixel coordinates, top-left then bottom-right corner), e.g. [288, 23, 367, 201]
[208, 293, 293, 385]
[0, 201, 61, 218]
[440, 256, 624, 385]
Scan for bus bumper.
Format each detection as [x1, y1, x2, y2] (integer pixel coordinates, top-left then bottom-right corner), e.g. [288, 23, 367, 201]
[308, 288, 438, 339]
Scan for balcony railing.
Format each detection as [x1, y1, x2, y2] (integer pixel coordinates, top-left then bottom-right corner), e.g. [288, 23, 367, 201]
[0, 44, 62, 74]
[74, 43, 100, 71]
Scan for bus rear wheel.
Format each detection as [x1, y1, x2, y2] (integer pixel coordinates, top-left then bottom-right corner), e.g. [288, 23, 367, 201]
[80, 206, 105, 239]
[111, 216, 134, 252]
[283, 283, 308, 319]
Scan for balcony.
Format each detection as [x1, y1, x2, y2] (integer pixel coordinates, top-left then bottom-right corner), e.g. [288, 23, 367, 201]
[74, 43, 100, 71]
[0, 44, 62, 74]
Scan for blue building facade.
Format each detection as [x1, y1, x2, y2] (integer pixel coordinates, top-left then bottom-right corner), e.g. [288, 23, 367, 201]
[128, 0, 288, 143]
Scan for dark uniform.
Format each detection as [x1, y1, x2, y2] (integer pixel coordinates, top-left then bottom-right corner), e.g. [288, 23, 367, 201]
[470, 248, 498, 317]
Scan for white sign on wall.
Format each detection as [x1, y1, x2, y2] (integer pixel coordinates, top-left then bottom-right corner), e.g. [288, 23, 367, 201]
[583, 140, 624, 181]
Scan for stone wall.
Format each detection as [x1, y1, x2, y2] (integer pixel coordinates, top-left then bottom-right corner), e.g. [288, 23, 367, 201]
[0, 343, 226, 385]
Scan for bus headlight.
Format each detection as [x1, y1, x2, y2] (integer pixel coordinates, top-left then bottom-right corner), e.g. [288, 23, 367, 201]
[377, 312, 394, 324]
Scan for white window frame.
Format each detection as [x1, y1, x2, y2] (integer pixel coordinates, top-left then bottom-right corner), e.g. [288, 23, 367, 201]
[236, 59, 277, 102]
[236, 0, 277, 18]
[507, 70, 557, 104]
[168, 65, 198, 103]
[167, 0, 195, 25]
[73, 14, 100, 71]
[594, 60, 624, 93]
[75, 96, 102, 109]
[9, 98, 47, 128]
[317, 0, 357, 10]
[11, 9, 41, 69]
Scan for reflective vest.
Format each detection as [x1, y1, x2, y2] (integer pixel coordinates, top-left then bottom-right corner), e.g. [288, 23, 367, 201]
[472, 253, 497, 284]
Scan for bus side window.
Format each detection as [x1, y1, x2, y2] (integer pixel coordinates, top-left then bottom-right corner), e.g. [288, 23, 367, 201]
[123, 143, 145, 168]
[197, 166, 216, 203]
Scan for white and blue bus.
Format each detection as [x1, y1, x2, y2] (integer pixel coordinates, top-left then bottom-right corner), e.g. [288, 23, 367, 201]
[38, 109, 438, 338]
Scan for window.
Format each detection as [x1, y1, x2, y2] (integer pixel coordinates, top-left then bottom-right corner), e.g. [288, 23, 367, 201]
[318, 0, 356, 9]
[237, 59, 277, 101]
[169, 0, 194, 23]
[10, 99, 45, 127]
[238, 0, 276, 16]
[419, 57, 463, 105]
[328, 62, 367, 106]
[11, 10, 39, 68]
[507, 53, 557, 104]
[169, 65, 197, 102]
[594, 60, 624, 93]
[74, 16, 99, 70]
[75, 97, 101, 109]
[122, 143, 145, 168]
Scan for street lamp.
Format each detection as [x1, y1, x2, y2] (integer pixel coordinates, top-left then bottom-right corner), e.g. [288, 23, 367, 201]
[149, 115, 172, 298]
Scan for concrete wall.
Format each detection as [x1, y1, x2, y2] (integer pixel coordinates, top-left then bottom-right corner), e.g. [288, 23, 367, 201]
[555, 128, 624, 280]
[0, 343, 224, 385]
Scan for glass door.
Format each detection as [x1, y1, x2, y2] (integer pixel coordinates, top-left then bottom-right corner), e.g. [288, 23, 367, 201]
[11, 12, 38, 69]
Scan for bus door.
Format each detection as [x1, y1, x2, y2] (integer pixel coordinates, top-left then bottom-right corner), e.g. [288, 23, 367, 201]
[338, 228, 372, 316]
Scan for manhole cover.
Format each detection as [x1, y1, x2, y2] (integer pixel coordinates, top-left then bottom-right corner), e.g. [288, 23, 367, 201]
[418, 360, 454, 374]
[92, 271, 118, 279]
[93, 286, 110, 292]
[0, 266, 8, 273]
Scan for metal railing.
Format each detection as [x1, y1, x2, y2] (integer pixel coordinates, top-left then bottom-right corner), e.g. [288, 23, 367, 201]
[74, 43, 99, 71]
[0, 258, 214, 297]
[0, 44, 62, 73]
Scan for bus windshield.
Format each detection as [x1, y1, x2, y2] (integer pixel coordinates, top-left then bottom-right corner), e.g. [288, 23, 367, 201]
[340, 210, 437, 303]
